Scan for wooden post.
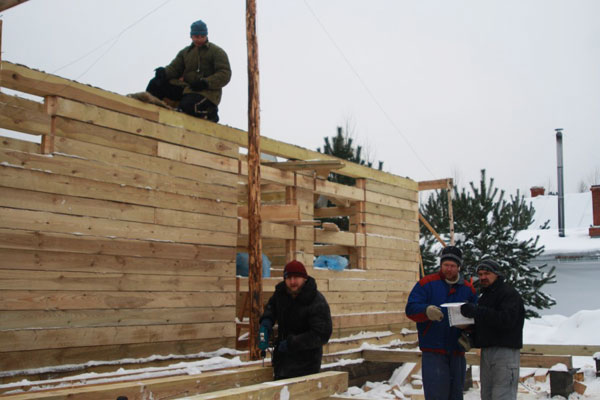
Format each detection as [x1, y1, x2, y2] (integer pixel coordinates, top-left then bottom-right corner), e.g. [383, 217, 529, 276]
[246, 0, 263, 361]
[447, 181, 455, 245]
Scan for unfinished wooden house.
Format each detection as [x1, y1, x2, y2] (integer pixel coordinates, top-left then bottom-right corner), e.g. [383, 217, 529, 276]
[0, 59, 423, 396]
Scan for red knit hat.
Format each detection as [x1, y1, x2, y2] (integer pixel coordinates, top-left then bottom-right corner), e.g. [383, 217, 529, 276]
[284, 260, 308, 279]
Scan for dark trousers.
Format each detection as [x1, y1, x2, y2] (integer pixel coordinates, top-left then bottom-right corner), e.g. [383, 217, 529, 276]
[422, 351, 466, 400]
[146, 77, 219, 123]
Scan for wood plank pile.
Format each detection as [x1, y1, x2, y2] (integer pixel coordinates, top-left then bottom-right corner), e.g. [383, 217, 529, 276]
[0, 60, 420, 393]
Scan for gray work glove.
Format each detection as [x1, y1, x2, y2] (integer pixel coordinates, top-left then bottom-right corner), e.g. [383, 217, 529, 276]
[426, 305, 444, 321]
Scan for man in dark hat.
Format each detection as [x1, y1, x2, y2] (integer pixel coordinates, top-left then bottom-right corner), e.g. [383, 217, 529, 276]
[460, 259, 525, 400]
[145, 19, 231, 122]
[406, 245, 478, 399]
[259, 260, 332, 380]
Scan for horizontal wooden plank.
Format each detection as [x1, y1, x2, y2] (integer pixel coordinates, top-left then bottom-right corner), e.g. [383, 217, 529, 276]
[327, 279, 413, 292]
[238, 220, 295, 240]
[157, 141, 238, 174]
[1, 307, 235, 330]
[315, 179, 364, 202]
[315, 230, 365, 247]
[362, 349, 573, 369]
[365, 225, 419, 241]
[0, 165, 237, 217]
[364, 234, 419, 251]
[0, 136, 40, 154]
[365, 190, 418, 211]
[365, 247, 419, 262]
[53, 115, 158, 156]
[52, 96, 239, 158]
[1, 61, 160, 121]
[7, 139, 236, 201]
[0, 336, 235, 372]
[364, 202, 418, 220]
[363, 212, 419, 231]
[314, 206, 357, 218]
[332, 312, 409, 329]
[0, 207, 237, 246]
[0, 228, 234, 261]
[0, 269, 236, 292]
[521, 344, 600, 356]
[0, 248, 234, 276]
[184, 371, 348, 400]
[323, 291, 408, 305]
[54, 135, 239, 189]
[0, 92, 50, 135]
[0, 322, 235, 352]
[365, 179, 418, 201]
[0, 366, 273, 400]
[311, 268, 416, 281]
[365, 258, 419, 272]
[3, 147, 238, 202]
[314, 245, 351, 256]
[237, 204, 300, 222]
[0, 186, 156, 224]
[328, 301, 407, 315]
[418, 178, 453, 191]
[0, 290, 235, 311]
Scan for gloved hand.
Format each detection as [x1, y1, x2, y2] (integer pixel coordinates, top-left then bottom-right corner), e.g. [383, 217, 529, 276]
[277, 340, 288, 353]
[190, 79, 209, 91]
[258, 318, 273, 351]
[460, 302, 477, 318]
[458, 331, 473, 352]
[425, 305, 444, 321]
[154, 67, 167, 80]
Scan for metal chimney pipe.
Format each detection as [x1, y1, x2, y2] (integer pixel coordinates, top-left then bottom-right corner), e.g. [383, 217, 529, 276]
[555, 129, 565, 237]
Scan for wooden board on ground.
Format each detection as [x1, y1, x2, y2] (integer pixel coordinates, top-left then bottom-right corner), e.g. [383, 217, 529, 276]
[181, 371, 348, 400]
[0, 366, 272, 400]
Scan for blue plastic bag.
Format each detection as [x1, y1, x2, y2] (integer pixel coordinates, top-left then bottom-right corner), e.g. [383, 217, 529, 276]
[236, 253, 271, 277]
[314, 255, 348, 271]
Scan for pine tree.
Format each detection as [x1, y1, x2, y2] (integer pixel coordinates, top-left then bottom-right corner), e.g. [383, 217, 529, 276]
[316, 126, 383, 230]
[420, 170, 556, 318]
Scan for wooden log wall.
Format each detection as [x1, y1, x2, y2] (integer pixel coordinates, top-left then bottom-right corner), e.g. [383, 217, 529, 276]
[0, 63, 240, 372]
[0, 61, 421, 373]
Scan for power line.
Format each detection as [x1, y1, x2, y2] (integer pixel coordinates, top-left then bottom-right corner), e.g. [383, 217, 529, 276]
[302, 0, 436, 178]
[53, 0, 174, 80]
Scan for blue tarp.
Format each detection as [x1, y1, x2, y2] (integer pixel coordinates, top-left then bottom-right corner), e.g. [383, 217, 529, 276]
[236, 252, 271, 277]
[314, 255, 348, 271]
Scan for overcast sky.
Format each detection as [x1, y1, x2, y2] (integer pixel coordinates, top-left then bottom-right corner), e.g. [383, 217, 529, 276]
[2, 0, 599, 195]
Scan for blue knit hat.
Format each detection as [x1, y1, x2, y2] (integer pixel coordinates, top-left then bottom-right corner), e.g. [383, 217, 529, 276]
[191, 20, 208, 36]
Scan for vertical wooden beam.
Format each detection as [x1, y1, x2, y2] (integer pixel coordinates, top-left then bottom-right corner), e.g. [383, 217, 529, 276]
[350, 179, 367, 269]
[42, 96, 58, 154]
[246, 0, 262, 361]
[447, 181, 455, 245]
[285, 185, 297, 263]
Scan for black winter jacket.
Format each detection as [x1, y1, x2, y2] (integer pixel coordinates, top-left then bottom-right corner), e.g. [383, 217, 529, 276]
[260, 277, 332, 379]
[472, 277, 525, 349]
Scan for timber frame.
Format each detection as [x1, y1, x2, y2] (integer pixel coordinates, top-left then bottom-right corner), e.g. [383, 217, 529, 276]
[0, 61, 420, 376]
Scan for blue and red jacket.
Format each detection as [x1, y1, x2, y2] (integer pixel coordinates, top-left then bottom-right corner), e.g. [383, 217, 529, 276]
[405, 271, 477, 355]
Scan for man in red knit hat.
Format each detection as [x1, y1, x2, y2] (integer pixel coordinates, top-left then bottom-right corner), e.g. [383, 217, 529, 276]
[259, 260, 332, 380]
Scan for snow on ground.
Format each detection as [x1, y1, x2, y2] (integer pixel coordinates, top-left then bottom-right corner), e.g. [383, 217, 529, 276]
[521, 192, 600, 257]
[339, 310, 600, 399]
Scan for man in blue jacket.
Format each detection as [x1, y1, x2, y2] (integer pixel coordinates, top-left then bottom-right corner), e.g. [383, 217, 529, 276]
[406, 246, 477, 399]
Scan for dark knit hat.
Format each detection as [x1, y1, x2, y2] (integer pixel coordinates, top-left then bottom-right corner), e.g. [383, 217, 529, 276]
[476, 259, 502, 276]
[440, 245, 463, 267]
[191, 20, 208, 36]
[284, 260, 308, 279]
